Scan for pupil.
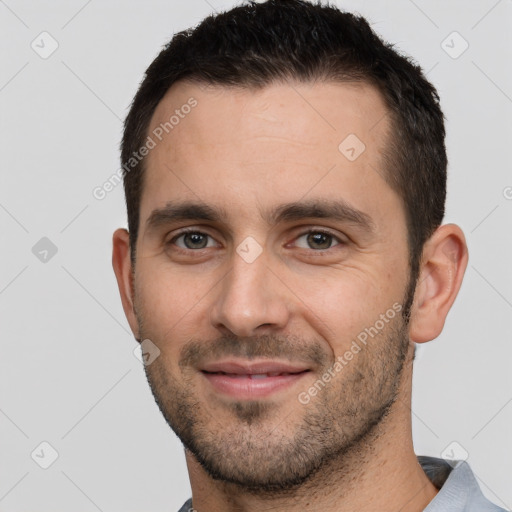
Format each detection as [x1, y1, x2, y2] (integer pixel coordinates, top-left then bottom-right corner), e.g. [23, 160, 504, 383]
[185, 233, 207, 249]
[308, 232, 331, 250]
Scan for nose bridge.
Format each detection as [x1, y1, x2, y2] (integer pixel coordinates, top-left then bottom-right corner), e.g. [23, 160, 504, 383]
[210, 247, 290, 336]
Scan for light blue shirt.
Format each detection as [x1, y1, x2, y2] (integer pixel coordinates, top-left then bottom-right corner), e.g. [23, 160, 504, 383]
[177, 456, 507, 511]
[420, 456, 507, 511]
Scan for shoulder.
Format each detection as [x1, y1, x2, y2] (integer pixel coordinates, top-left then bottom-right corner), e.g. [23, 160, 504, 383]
[177, 498, 193, 512]
[418, 456, 508, 512]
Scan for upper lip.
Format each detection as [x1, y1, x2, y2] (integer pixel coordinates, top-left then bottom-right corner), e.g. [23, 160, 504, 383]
[201, 359, 310, 375]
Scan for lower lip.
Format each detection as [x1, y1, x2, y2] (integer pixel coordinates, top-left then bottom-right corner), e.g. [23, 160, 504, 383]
[202, 372, 309, 399]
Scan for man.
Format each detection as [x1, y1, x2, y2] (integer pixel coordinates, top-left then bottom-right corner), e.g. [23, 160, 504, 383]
[112, 1, 505, 510]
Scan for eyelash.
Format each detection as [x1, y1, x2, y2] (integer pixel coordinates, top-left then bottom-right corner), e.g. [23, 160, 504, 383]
[167, 227, 345, 254]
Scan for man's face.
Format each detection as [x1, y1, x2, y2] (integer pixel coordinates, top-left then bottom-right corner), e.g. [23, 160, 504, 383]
[133, 81, 413, 490]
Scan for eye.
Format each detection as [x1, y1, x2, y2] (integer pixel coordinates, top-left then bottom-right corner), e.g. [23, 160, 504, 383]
[170, 230, 218, 250]
[167, 228, 345, 255]
[294, 230, 343, 251]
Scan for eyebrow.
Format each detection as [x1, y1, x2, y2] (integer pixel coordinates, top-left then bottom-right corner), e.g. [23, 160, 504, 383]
[145, 198, 375, 233]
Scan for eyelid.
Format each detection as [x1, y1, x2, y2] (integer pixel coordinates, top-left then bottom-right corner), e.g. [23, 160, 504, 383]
[167, 226, 346, 252]
[290, 227, 346, 250]
[167, 227, 220, 249]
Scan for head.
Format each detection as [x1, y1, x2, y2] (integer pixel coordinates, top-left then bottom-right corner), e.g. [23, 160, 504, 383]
[121, 0, 447, 285]
[113, 0, 467, 493]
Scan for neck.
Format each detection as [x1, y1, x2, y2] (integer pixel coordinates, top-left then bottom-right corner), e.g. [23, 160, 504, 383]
[184, 353, 438, 512]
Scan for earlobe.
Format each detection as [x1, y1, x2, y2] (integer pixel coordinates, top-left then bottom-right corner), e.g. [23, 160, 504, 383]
[112, 228, 139, 339]
[408, 224, 468, 344]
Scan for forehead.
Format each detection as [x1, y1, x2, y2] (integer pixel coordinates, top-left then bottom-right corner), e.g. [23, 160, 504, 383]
[149, 79, 389, 151]
[140, 79, 398, 230]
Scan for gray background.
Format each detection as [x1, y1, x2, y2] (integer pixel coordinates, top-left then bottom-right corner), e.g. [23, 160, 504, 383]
[0, 0, 511, 510]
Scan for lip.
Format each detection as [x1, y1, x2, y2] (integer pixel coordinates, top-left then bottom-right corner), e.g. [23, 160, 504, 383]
[200, 359, 311, 399]
[201, 359, 310, 375]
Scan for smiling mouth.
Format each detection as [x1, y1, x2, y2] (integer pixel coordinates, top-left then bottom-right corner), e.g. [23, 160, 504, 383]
[200, 363, 311, 399]
[202, 370, 310, 379]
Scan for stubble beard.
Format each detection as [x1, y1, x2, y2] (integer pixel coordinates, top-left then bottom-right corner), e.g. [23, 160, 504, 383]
[138, 307, 411, 494]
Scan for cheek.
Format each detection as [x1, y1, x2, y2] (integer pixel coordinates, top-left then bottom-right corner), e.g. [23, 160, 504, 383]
[291, 268, 405, 354]
[135, 267, 211, 348]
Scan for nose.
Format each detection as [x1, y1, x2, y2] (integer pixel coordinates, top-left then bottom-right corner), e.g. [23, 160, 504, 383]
[209, 250, 291, 337]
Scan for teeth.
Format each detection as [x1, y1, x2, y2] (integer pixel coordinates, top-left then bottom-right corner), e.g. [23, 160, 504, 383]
[213, 372, 299, 378]
[249, 373, 292, 378]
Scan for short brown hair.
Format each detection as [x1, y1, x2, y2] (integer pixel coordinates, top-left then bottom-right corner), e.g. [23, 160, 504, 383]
[121, 0, 446, 295]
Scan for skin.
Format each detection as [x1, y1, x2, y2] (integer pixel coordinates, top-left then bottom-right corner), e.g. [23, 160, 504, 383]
[112, 80, 468, 512]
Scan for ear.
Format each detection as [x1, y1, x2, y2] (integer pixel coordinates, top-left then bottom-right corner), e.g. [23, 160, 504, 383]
[112, 228, 140, 340]
[408, 223, 468, 343]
